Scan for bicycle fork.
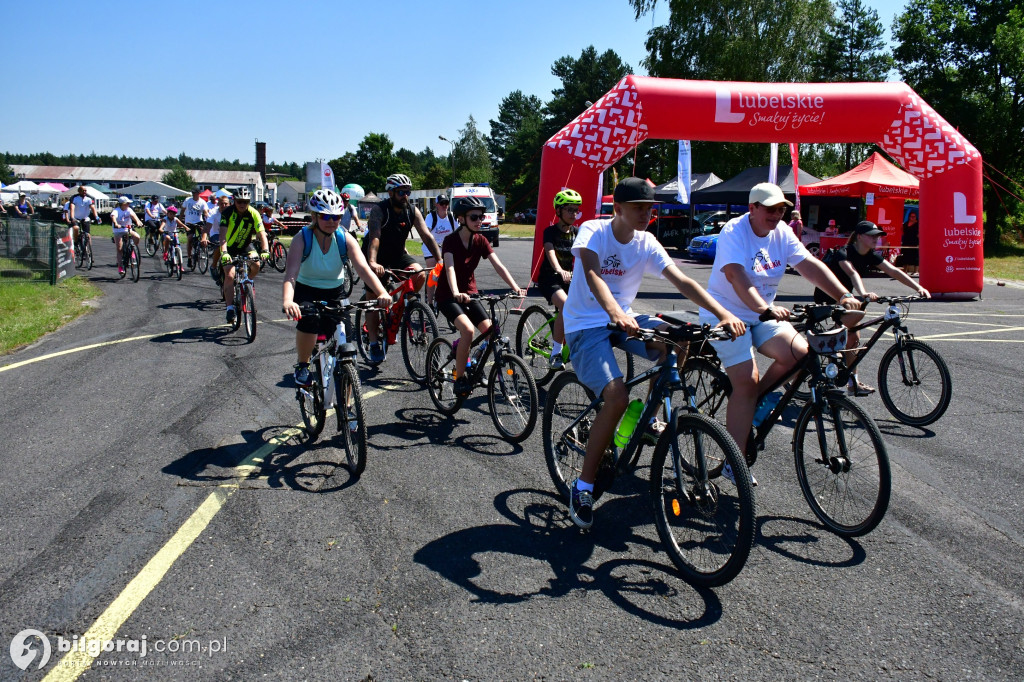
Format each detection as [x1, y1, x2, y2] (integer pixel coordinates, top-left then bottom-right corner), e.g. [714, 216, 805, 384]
[811, 394, 853, 474]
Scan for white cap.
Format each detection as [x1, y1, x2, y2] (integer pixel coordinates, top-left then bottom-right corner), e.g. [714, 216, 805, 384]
[749, 182, 793, 207]
[117, 196, 130, 204]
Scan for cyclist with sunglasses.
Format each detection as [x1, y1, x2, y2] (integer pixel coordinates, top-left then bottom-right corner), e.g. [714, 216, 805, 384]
[361, 173, 442, 363]
[697, 183, 859, 483]
[436, 196, 525, 397]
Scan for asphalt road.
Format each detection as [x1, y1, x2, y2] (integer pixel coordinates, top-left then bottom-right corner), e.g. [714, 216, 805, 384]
[1, 236, 1022, 680]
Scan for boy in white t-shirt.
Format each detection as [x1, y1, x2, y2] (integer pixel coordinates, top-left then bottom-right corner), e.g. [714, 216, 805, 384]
[699, 182, 858, 483]
[561, 177, 745, 530]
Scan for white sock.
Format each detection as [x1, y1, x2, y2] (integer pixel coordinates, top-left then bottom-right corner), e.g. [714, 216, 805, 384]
[551, 341, 563, 356]
[575, 479, 594, 493]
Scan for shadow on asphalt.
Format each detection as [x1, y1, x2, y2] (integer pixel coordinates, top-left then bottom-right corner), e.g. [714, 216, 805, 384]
[157, 298, 224, 312]
[148, 325, 251, 346]
[756, 515, 866, 568]
[414, 487, 724, 630]
[874, 418, 935, 440]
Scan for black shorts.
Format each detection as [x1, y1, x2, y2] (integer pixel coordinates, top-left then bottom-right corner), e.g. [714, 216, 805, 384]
[537, 280, 569, 305]
[71, 219, 91, 234]
[437, 298, 488, 327]
[294, 282, 345, 336]
[185, 223, 203, 235]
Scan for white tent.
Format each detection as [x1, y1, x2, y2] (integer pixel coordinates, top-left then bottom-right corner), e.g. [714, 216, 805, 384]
[59, 186, 109, 201]
[3, 180, 59, 194]
[117, 180, 191, 198]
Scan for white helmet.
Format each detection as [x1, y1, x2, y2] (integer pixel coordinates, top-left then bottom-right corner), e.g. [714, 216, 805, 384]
[231, 187, 251, 200]
[385, 173, 412, 191]
[307, 188, 345, 216]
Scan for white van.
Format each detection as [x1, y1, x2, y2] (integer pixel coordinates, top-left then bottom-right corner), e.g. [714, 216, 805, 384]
[447, 183, 500, 246]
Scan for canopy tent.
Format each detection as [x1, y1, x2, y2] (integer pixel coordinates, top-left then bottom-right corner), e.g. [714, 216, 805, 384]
[199, 189, 214, 200]
[652, 172, 723, 203]
[3, 180, 60, 194]
[214, 188, 232, 198]
[115, 180, 191, 198]
[58, 186, 109, 201]
[800, 152, 919, 198]
[689, 165, 822, 206]
[40, 182, 69, 192]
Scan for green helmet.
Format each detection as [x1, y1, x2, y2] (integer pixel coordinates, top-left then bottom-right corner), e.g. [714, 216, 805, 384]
[553, 189, 582, 209]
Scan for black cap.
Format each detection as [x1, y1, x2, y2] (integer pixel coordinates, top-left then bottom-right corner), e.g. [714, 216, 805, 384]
[854, 220, 885, 236]
[436, 194, 449, 204]
[613, 176, 657, 203]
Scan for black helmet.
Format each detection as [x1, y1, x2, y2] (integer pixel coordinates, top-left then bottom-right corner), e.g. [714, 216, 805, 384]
[452, 196, 485, 217]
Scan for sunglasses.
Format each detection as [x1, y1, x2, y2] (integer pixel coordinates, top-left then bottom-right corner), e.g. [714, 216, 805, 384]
[757, 203, 787, 215]
[466, 213, 485, 221]
[319, 214, 341, 222]
[396, 189, 412, 197]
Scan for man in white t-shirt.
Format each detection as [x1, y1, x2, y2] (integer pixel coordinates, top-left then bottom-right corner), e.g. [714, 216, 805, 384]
[699, 182, 858, 482]
[181, 188, 209, 268]
[69, 185, 100, 246]
[560, 177, 745, 530]
[422, 194, 455, 307]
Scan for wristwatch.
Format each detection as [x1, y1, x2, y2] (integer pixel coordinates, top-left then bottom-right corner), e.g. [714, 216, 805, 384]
[840, 292, 856, 301]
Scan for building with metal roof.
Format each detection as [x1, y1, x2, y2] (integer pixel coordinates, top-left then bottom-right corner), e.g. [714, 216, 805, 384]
[9, 165, 265, 200]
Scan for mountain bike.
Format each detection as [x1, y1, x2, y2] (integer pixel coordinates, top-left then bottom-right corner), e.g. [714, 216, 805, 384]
[296, 299, 382, 477]
[682, 304, 891, 537]
[73, 219, 94, 270]
[515, 302, 635, 386]
[229, 254, 259, 343]
[116, 230, 141, 282]
[354, 268, 439, 382]
[425, 293, 539, 443]
[163, 229, 185, 281]
[789, 295, 951, 426]
[543, 321, 755, 588]
[266, 227, 287, 273]
[144, 221, 161, 257]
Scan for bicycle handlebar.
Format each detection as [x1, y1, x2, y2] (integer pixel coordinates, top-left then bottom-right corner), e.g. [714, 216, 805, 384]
[297, 299, 384, 319]
[605, 321, 734, 344]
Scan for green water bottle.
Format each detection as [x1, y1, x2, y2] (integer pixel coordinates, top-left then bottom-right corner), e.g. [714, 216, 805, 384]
[614, 399, 644, 448]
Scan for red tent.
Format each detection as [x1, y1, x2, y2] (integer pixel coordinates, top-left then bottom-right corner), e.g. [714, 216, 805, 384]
[800, 152, 918, 198]
[199, 189, 214, 200]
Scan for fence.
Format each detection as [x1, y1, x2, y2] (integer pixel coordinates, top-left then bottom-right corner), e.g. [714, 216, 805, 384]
[0, 218, 75, 284]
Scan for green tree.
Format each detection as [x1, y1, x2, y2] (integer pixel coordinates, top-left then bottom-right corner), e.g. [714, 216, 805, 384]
[453, 115, 492, 184]
[420, 161, 452, 191]
[893, 0, 1024, 246]
[327, 152, 357, 188]
[629, 0, 833, 179]
[544, 46, 633, 138]
[351, 132, 398, 193]
[162, 166, 196, 192]
[489, 90, 546, 209]
[0, 153, 14, 185]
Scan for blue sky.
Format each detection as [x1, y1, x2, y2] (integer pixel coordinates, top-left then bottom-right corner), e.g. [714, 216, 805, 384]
[1, 0, 906, 167]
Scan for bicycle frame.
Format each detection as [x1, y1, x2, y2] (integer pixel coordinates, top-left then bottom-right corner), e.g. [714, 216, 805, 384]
[380, 270, 419, 345]
[523, 309, 569, 363]
[832, 302, 914, 385]
[460, 297, 512, 385]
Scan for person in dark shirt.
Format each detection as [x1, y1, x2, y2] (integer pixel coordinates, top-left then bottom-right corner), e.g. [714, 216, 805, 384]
[436, 196, 524, 397]
[895, 210, 920, 276]
[535, 189, 582, 369]
[814, 220, 930, 396]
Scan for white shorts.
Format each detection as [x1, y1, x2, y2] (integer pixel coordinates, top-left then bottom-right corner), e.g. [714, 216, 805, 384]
[698, 312, 792, 368]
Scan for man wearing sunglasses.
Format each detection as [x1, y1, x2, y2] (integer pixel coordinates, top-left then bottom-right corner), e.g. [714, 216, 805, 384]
[698, 182, 859, 485]
[361, 173, 442, 363]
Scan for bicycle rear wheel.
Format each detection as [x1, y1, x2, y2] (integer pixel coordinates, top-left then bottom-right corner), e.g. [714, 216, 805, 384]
[487, 352, 539, 443]
[401, 300, 439, 383]
[75, 238, 84, 267]
[341, 258, 356, 299]
[129, 245, 140, 282]
[242, 282, 257, 343]
[145, 233, 158, 257]
[877, 339, 951, 426]
[84, 238, 93, 270]
[515, 305, 556, 386]
[543, 371, 615, 503]
[425, 337, 464, 415]
[271, 240, 286, 272]
[651, 412, 756, 588]
[298, 361, 326, 441]
[188, 241, 198, 271]
[793, 393, 891, 536]
[335, 362, 366, 476]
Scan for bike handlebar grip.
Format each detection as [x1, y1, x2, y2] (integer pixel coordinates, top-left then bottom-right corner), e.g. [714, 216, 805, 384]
[758, 307, 777, 322]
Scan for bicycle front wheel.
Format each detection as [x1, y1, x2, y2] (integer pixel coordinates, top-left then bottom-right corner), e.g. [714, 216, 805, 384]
[174, 247, 183, 281]
[543, 371, 599, 503]
[84, 238, 93, 270]
[353, 308, 385, 366]
[487, 352, 539, 443]
[270, 240, 286, 272]
[515, 305, 556, 386]
[75, 239, 84, 267]
[298, 361, 326, 441]
[877, 339, 952, 426]
[129, 245, 140, 282]
[197, 243, 210, 274]
[650, 412, 756, 588]
[341, 258, 356, 298]
[188, 242, 198, 271]
[682, 357, 731, 420]
[425, 337, 464, 415]
[242, 282, 257, 343]
[335, 362, 366, 476]
[145, 233, 158, 257]
[401, 300, 439, 383]
[793, 393, 891, 537]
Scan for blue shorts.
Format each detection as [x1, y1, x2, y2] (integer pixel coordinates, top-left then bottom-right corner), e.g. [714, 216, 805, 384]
[698, 313, 791, 368]
[565, 314, 661, 396]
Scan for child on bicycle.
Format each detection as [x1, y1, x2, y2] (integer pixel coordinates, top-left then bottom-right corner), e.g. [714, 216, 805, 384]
[160, 206, 187, 261]
[561, 177, 745, 529]
[435, 196, 525, 397]
[534, 188, 582, 369]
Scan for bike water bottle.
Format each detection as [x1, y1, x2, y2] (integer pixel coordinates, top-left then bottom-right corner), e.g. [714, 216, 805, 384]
[753, 391, 782, 428]
[613, 399, 644, 448]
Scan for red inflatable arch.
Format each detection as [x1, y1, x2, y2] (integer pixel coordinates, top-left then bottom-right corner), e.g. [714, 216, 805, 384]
[534, 75, 984, 296]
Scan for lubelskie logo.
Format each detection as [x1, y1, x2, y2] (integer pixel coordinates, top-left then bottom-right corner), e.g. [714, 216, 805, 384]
[715, 88, 827, 130]
[601, 254, 624, 276]
[751, 250, 782, 274]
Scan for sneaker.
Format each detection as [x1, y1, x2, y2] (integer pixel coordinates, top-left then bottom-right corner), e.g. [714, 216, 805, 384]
[848, 380, 876, 397]
[293, 363, 311, 387]
[368, 342, 385, 364]
[642, 418, 667, 445]
[454, 376, 472, 397]
[548, 353, 565, 370]
[568, 480, 594, 529]
[226, 308, 236, 325]
[722, 462, 758, 487]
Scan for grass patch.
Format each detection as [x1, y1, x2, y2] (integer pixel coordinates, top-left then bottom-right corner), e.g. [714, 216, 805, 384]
[985, 241, 1024, 282]
[499, 223, 538, 238]
[0, 276, 100, 355]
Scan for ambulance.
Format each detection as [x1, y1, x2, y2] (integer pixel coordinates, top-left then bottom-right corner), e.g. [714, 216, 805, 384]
[447, 183, 500, 246]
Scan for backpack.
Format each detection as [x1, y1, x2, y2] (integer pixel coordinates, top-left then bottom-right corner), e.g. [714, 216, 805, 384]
[429, 210, 455, 232]
[301, 225, 348, 263]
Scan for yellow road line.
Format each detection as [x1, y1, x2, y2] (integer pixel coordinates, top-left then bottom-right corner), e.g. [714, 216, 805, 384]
[915, 326, 1024, 340]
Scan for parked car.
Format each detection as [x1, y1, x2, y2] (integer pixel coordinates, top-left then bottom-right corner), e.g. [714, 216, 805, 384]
[523, 208, 538, 222]
[686, 222, 726, 261]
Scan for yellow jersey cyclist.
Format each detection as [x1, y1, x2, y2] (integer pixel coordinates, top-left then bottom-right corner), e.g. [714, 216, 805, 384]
[218, 187, 269, 324]
[536, 188, 583, 369]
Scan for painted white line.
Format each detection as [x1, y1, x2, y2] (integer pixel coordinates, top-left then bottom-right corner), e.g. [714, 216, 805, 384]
[915, 326, 1024, 340]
